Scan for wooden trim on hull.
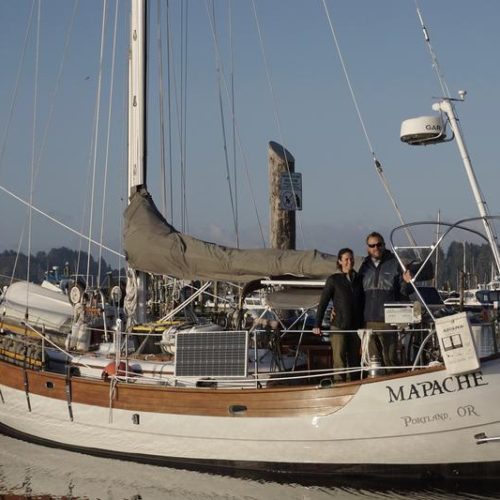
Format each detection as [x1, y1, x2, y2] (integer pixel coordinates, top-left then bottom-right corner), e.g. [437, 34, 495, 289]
[1, 355, 498, 417]
[1, 420, 500, 484]
[0, 359, 359, 417]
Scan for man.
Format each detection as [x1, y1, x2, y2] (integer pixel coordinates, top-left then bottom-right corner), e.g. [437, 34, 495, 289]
[358, 231, 412, 368]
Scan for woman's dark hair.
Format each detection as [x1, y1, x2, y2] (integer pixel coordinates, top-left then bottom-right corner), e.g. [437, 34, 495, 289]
[336, 247, 354, 271]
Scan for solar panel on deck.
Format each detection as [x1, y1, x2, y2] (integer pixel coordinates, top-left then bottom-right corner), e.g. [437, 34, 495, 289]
[174, 330, 248, 378]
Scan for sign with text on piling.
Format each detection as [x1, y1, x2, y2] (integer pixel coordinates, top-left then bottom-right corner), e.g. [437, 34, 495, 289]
[279, 172, 302, 211]
[435, 312, 480, 375]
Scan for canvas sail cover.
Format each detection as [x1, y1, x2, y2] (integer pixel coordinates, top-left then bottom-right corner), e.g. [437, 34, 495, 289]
[123, 190, 337, 282]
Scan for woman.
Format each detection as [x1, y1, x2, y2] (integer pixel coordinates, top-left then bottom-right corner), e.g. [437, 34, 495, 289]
[312, 248, 364, 382]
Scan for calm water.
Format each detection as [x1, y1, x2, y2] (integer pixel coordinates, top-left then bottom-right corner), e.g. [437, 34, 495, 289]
[0, 434, 499, 499]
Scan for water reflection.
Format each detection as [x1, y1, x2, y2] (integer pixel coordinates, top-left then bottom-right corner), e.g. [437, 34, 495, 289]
[0, 435, 499, 499]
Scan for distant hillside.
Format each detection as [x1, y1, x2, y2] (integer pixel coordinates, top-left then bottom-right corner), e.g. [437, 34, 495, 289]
[0, 247, 120, 288]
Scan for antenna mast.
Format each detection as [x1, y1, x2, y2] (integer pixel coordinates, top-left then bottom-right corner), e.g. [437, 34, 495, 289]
[412, 3, 500, 276]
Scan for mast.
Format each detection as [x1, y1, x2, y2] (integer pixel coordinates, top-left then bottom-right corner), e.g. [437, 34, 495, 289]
[412, 6, 500, 278]
[128, 0, 147, 322]
[433, 97, 500, 277]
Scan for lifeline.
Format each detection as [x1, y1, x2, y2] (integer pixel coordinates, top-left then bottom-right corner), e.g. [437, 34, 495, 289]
[387, 371, 488, 403]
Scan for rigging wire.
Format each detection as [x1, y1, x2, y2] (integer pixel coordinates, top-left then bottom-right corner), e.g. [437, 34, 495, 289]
[204, 1, 266, 246]
[166, 0, 174, 223]
[10, 1, 79, 287]
[157, 0, 168, 217]
[183, 1, 189, 232]
[321, 0, 417, 248]
[0, 2, 35, 175]
[2, 3, 35, 288]
[251, 0, 306, 249]
[76, 134, 96, 281]
[9, 220, 28, 289]
[86, 0, 108, 287]
[118, 67, 130, 287]
[26, 1, 41, 307]
[0, 184, 123, 258]
[97, 0, 119, 284]
[207, 0, 239, 246]
[34, 1, 79, 181]
[228, 0, 239, 248]
[414, 1, 451, 99]
[414, 2, 500, 272]
[181, 1, 189, 232]
[166, 2, 188, 232]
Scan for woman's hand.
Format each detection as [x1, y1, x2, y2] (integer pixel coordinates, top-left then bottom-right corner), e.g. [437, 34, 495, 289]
[312, 327, 322, 336]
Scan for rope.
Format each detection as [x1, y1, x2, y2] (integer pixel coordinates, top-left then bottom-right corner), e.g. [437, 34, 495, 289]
[98, 0, 119, 283]
[251, 0, 306, 249]
[108, 376, 117, 423]
[124, 268, 138, 329]
[86, 0, 108, 287]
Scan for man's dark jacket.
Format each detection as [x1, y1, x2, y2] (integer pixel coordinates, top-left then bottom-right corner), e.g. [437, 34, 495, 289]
[358, 249, 410, 323]
[314, 272, 364, 329]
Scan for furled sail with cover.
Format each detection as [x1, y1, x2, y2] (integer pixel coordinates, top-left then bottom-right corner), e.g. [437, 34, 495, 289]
[124, 190, 337, 282]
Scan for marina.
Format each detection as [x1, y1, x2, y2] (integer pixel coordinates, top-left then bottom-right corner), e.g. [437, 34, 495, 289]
[1, 0, 500, 496]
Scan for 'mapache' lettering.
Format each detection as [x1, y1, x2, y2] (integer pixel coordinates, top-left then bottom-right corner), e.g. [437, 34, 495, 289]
[387, 371, 487, 403]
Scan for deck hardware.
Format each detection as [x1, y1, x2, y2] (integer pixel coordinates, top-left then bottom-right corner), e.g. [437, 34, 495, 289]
[196, 379, 217, 388]
[22, 344, 31, 412]
[132, 413, 140, 425]
[319, 378, 333, 388]
[229, 404, 247, 416]
[45, 381, 54, 389]
[65, 363, 74, 422]
[475, 432, 500, 445]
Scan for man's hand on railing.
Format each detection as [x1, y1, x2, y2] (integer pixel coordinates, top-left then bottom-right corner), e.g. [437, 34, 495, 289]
[312, 327, 322, 336]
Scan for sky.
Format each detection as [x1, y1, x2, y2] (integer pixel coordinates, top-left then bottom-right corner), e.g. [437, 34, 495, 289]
[1, 0, 500, 272]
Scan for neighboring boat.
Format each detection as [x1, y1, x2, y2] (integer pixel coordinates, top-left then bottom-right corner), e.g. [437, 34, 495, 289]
[0, 281, 73, 342]
[2, 0, 500, 484]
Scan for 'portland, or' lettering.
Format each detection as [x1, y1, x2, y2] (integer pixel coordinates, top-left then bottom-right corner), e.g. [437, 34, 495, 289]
[387, 371, 487, 403]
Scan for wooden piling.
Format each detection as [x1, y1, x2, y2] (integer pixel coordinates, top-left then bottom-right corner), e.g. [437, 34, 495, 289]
[269, 141, 296, 250]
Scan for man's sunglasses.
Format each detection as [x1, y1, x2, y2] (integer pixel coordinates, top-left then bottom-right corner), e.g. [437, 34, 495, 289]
[368, 242, 384, 248]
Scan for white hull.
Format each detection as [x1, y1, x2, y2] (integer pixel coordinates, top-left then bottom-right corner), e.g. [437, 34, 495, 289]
[2, 357, 500, 478]
[1, 281, 73, 332]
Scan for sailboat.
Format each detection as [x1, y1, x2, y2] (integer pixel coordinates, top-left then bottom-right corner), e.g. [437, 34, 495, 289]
[1, 0, 500, 482]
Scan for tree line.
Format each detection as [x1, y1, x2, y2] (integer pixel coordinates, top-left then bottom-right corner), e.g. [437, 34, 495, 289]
[0, 241, 496, 292]
[435, 241, 496, 291]
[0, 247, 120, 289]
